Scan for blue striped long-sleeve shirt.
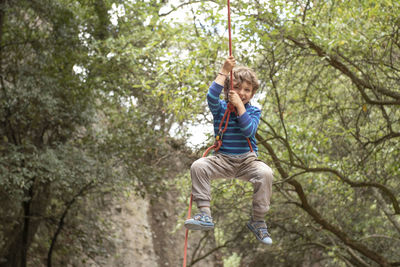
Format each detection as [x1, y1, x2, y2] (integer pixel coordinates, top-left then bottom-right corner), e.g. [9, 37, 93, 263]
[207, 81, 260, 155]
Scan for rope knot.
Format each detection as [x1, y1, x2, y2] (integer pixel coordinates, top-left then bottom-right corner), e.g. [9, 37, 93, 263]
[227, 102, 236, 113]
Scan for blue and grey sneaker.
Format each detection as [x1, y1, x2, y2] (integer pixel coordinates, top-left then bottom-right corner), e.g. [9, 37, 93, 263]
[184, 212, 214, 230]
[247, 220, 272, 245]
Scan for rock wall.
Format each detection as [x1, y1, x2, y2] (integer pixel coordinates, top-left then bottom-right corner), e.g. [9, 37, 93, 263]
[84, 194, 158, 267]
[87, 145, 217, 266]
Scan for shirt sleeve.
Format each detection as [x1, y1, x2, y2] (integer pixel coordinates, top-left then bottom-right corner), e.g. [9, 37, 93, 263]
[236, 106, 261, 138]
[207, 82, 223, 117]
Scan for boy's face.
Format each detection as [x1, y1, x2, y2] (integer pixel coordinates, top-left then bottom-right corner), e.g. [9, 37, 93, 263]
[233, 80, 254, 104]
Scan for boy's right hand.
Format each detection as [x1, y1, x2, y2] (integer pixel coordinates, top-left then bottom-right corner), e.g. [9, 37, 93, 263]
[220, 56, 236, 75]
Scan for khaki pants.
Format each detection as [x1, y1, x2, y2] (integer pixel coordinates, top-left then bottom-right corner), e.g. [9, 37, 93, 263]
[191, 152, 273, 219]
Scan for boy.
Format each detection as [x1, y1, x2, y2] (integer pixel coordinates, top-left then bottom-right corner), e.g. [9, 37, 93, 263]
[184, 56, 274, 245]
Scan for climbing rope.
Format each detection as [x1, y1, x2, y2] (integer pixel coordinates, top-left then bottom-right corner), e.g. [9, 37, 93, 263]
[182, 1, 253, 266]
[182, 194, 192, 267]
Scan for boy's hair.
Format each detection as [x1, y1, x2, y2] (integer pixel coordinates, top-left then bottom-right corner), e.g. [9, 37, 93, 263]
[223, 66, 259, 101]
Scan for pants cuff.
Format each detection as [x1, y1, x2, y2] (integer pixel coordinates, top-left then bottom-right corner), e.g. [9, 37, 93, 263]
[196, 200, 210, 208]
[252, 212, 266, 221]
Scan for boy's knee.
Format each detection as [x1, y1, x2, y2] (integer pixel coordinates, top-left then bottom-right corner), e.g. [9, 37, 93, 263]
[263, 166, 273, 179]
[256, 165, 273, 185]
[191, 158, 211, 177]
[191, 158, 206, 172]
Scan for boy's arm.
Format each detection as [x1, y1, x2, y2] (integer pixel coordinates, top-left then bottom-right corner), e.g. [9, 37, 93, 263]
[207, 56, 236, 116]
[237, 107, 261, 138]
[207, 82, 223, 117]
[215, 56, 235, 86]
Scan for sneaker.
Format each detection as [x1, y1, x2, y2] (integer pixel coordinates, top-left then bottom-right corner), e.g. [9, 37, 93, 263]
[184, 212, 214, 230]
[247, 220, 272, 245]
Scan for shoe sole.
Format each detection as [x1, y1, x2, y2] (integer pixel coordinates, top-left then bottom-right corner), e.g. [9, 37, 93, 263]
[184, 220, 214, 231]
[247, 222, 273, 245]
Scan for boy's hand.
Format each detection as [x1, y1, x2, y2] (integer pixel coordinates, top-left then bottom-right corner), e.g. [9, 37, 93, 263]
[220, 56, 236, 75]
[228, 91, 245, 115]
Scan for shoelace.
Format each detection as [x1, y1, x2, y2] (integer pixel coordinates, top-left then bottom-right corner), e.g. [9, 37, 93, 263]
[258, 227, 270, 238]
[194, 213, 212, 223]
[253, 222, 270, 238]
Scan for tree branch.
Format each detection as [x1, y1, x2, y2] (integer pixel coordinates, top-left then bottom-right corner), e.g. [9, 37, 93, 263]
[189, 226, 245, 266]
[47, 181, 94, 267]
[159, 0, 206, 17]
[285, 35, 400, 105]
[256, 133, 393, 267]
[290, 164, 400, 215]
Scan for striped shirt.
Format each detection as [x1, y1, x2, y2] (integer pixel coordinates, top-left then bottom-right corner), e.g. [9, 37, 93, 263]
[207, 81, 260, 155]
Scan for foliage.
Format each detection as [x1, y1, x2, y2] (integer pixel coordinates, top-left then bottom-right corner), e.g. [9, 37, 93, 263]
[174, 0, 400, 266]
[1, 0, 399, 266]
[0, 0, 199, 265]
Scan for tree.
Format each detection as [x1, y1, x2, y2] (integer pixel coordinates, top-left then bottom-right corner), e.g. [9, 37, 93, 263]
[0, 0, 201, 265]
[173, 0, 400, 266]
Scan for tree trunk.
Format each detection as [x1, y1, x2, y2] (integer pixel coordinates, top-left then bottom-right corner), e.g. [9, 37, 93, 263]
[0, 182, 51, 267]
[0, 0, 5, 46]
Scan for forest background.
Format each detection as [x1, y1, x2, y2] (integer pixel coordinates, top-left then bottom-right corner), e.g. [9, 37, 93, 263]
[0, 0, 399, 266]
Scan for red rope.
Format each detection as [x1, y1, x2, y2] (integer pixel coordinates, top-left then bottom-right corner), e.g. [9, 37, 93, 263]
[227, 0, 234, 92]
[182, 1, 252, 265]
[182, 194, 192, 267]
[226, 0, 253, 152]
